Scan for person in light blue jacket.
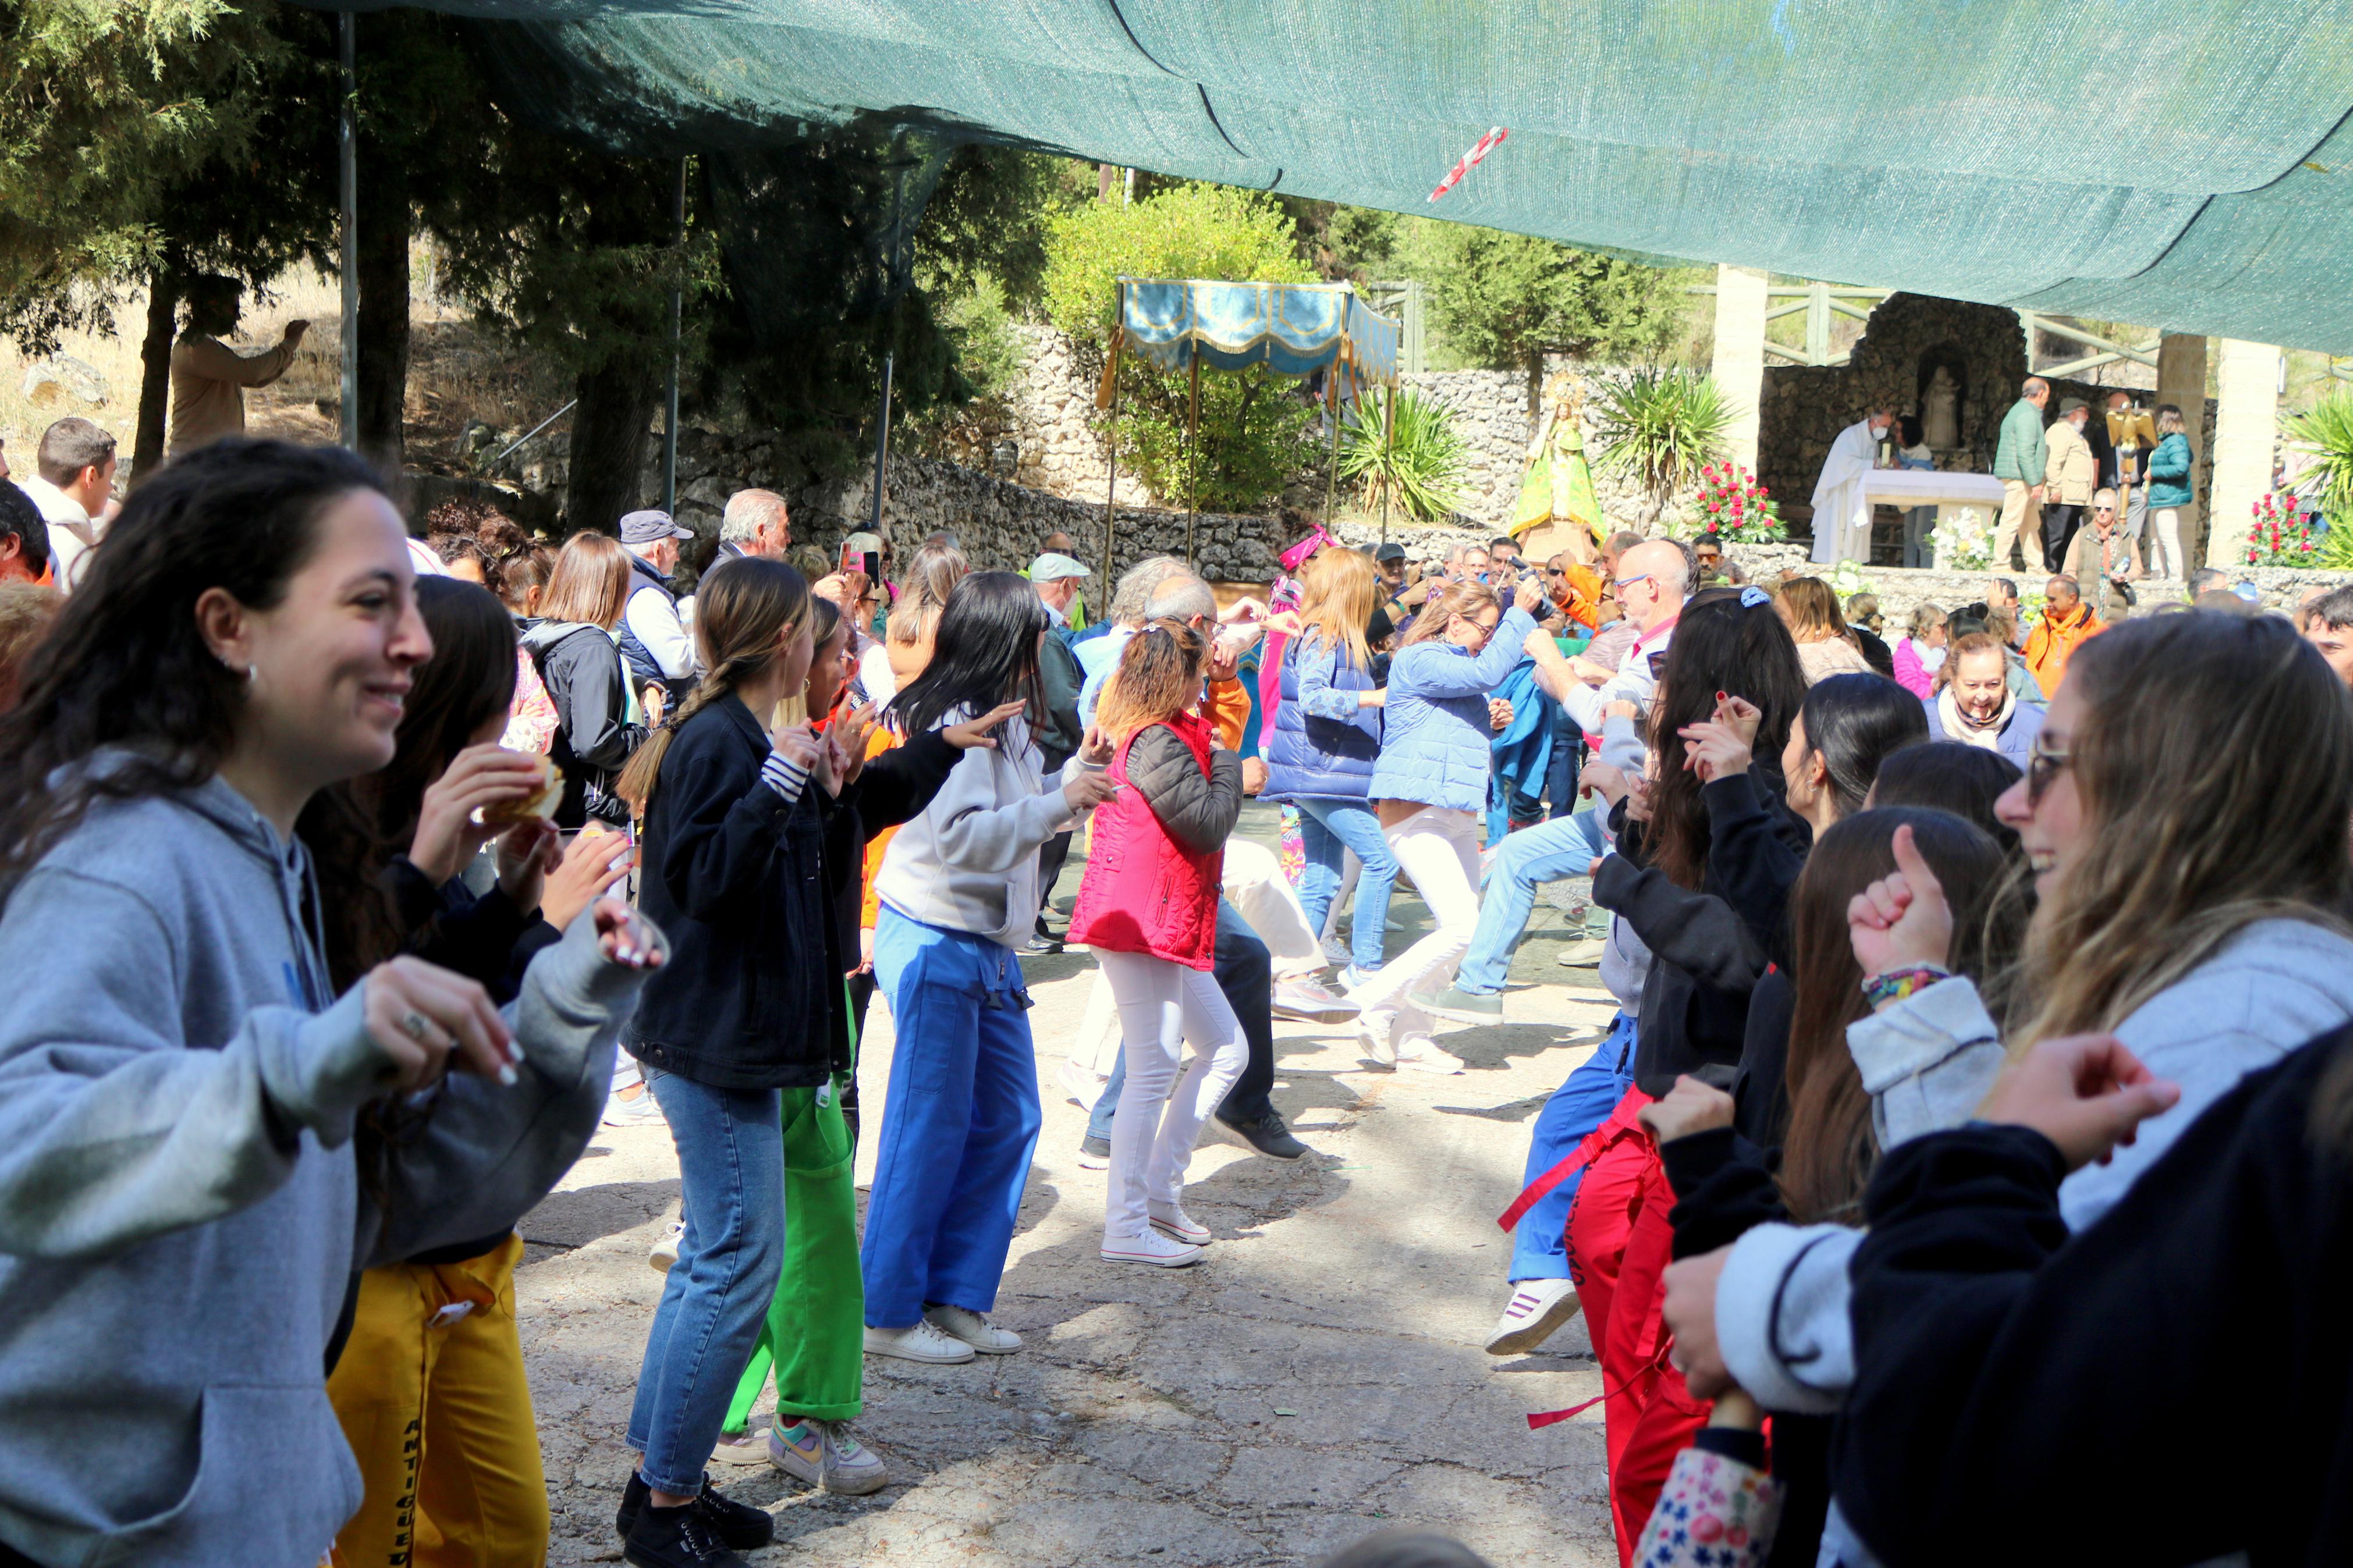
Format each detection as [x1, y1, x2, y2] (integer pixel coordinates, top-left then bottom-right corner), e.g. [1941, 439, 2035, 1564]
[2142, 402, 2196, 581]
[1348, 573, 1545, 1073]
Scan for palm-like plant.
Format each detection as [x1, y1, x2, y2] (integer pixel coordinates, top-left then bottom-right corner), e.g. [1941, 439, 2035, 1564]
[1339, 388, 1470, 523]
[1592, 368, 1731, 521]
[2285, 387, 2353, 529]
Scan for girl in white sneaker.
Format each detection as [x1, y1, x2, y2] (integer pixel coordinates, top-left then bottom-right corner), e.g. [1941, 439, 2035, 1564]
[1067, 620, 1248, 1267]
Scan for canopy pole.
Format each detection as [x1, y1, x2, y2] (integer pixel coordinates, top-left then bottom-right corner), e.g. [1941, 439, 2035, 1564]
[336, 11, 357, 452]
[1184, 347, 1201, 568]
[1101, 284, 1123, 585]
[1323, 374, 1340, 527]
[1380, 382, 1394, 544]
[869, 350, 894, 535]
[660, 154, 686, 518]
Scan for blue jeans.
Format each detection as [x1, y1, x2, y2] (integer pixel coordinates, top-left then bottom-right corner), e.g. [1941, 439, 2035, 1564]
[627, 1071, 785, 1495]
[1510, 1015, 1637, 1281]
[1453, 807, 1611, 995]
[1293, 798, 1396, 975]
[1088, 899, 1277, 1139]
[861, 910, 1045, 1328]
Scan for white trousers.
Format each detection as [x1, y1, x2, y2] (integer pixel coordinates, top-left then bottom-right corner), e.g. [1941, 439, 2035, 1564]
[1097, 949, 1248, 1240]
[1069, 838, 1323, 1078]
[1347, 806, 1483, 1029]
[2147, 504, 2188, 580]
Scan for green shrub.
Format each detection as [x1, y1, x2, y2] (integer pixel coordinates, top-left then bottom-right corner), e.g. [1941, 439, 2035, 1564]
[938, 271, 1023, 404]
[1338, 388, 1468, 522]
[2286, 387, 2353, 529]
[1592, 368, 1731, 518]
[1042, 183, 1317, 513]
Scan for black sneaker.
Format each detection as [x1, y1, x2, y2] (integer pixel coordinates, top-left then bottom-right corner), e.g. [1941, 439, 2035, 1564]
[1218, 1108, 1309, 1160]
[617, 1473, 775, 1553]
[624, 1499, 750, 1568]
[1021, 931, 1064, 955]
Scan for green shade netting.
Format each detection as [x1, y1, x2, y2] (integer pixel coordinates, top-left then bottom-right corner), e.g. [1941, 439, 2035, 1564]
[362, 0, 2353, 352]
[1119, 278, 1397, 390]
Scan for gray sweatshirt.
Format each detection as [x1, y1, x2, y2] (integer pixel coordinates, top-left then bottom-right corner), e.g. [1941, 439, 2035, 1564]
[874, 711, 1100, 948]
[1715, 918, 2353, 1417]
[0, 770, 655, 1568]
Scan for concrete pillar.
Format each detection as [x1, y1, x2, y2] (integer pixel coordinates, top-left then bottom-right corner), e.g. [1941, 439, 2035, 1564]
[2206, 338, 2281, 568]
[2152, 333, 2208, 560]
[1710, 264, 1769, 473]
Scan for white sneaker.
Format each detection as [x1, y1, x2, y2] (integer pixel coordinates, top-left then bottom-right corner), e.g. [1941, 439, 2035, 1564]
[709, 1423, 770, 1466]
[864, 1319, 975, 1364]
[1147, 1203, 1212, 1245]
[1395, 1033, 1464, 1075]
[924, 1303, 1023, 1354]
[648, 1218, 683, 1274]
[1056, 1054, 1108, 1108]
[769, 1418, 889, 1495]
[1101, 1228, 1204, 1267]
[1485, 1277, 1584, 1355]
[1357, 1008, 1399, 1066]
[1271, 976, 1361, 1023]
[602, 1083, 666, 1127]
[1338, 965, 1380, 993]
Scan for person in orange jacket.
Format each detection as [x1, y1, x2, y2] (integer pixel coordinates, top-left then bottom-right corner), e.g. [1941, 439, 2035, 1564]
[2024, 573, 2104, 698]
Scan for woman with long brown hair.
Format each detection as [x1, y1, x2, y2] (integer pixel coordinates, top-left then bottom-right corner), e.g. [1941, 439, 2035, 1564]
[0, 439, 659, 1568]
[1262, 545, 1396, 984]
[1776, 575, 1873, 684]
[1070, 618, 1248, 1267]
[1667, 611, 2353, 1562]
[522, 532, 644, 829]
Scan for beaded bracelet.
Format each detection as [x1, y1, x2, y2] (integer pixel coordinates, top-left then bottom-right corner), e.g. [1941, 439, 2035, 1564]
[1861, 965, 1950, 1009]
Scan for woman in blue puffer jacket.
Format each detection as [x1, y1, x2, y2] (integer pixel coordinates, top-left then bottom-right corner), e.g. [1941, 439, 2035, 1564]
[1350, 573, 1544, 1073]
[1262, 547, 1395, 986]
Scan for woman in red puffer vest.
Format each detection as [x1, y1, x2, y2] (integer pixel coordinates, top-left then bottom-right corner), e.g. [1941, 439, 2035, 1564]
[1069, 617, 1247, 1269]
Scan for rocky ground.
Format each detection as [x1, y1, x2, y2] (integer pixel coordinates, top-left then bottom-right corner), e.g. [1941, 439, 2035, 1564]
[516, 805, 1620, 1567]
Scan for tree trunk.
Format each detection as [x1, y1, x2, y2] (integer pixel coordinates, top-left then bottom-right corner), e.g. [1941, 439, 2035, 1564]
[354, 144, 411, 490]
[132, 268, 182, 487]
[563, 355, 656, 535]
[1526, 351, 1542, 419]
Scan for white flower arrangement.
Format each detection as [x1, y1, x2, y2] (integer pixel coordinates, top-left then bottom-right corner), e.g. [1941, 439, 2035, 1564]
[1827, 559, 1877, 600]
[1928, 506, 1994, 571]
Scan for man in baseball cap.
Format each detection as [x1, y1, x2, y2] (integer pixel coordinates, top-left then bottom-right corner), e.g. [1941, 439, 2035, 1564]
[1029, 552, 1092, 630]
[617, 509, 698, 700]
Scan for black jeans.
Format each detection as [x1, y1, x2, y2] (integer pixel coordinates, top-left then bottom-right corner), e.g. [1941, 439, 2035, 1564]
[2042, 503, 2085, 577]
[1034, 830, 1074, 933]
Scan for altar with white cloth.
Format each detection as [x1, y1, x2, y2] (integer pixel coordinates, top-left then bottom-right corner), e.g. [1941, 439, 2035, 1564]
[1864, 469, 2008, 567]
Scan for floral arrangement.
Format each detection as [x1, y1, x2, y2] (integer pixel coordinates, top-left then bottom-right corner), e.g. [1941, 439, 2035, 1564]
[1928, 506, 1995, 571]
[1827, 559, 1876, 601]
[1693, 463, 1786, 542]
[2244, 489, 2319, 567]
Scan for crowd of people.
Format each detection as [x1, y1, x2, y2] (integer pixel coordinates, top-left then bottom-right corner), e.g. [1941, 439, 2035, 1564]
[4, 408, 2353, 1568]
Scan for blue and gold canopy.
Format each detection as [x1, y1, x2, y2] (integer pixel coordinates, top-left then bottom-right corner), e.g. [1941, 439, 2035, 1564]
[1117, 279, 1398, 395]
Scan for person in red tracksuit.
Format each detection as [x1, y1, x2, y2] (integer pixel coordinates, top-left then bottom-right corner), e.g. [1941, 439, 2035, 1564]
[1068, 617, 1248, 1271]
[1565, 586, 1808, 1563]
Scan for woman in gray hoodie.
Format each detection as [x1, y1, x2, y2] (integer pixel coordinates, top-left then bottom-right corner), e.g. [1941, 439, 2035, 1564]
[0, 440, 665, 1568]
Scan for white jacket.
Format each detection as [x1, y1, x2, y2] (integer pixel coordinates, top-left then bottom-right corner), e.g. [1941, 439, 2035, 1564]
[1716, 918, 2353, 1414]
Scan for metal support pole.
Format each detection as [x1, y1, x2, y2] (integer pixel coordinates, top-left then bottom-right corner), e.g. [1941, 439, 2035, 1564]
[337, 11, 357, 452]
[869, 351, 894, 535]
[661, 155, 686, 517]
[1184, 348, 1201, 568]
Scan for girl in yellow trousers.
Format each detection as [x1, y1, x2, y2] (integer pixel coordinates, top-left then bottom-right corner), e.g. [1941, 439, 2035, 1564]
[320, 577, 640, 1567]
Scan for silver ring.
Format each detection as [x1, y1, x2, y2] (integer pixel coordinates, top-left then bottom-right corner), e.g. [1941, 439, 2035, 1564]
[399, 1010, 431, 1043]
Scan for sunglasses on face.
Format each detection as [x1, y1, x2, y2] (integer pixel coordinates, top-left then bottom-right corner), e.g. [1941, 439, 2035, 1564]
[2026, 738, 2072, 805]
[1614, 573, 1654, 593]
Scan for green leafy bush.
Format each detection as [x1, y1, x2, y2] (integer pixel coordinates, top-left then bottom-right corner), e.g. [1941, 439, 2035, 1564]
[938, 271, 1023, 404]
[1042, 183, 1316, 513]
[1339, 389, 1468, 522]
[1592, 368, 1731, 518]
[2286, 387, 2353, 529]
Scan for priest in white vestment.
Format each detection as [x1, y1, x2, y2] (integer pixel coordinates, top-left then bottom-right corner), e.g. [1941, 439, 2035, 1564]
[1809, 407, 1895, 564]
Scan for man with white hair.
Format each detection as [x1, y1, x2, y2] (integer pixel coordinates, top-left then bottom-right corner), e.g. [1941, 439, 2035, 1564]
[714, 488, 790, 562]
[1809, 404, 1894, 564]
[1992, 376, 2053, 573]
